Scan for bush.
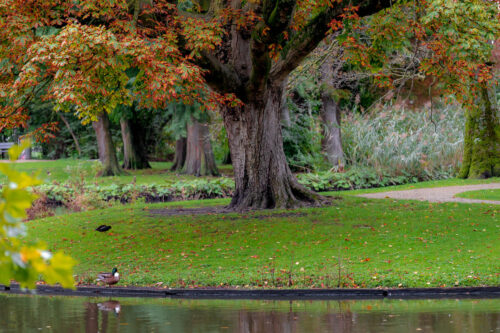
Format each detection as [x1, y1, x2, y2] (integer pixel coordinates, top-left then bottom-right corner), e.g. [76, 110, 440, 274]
[33, 178, 235, 207]
[296, 167, 418, 192]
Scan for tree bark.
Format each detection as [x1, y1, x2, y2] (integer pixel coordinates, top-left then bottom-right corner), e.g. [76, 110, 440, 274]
[170, 137, 187, 171]
[120, 117, 151, 170]
[182, 117, 219, 176]
[319, 50, 344, 167]
[459, 85, 500, 178]
[198, 0, 391, 209]
[92, 113, 123, 176]
[223, 84, 328, 210]
[320, 95, 344, 167]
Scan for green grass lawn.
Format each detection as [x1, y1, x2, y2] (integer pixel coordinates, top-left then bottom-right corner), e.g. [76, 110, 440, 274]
[0, 159, 233, 185]
[455, 189, 500, 201]
[25, 195, 499, 289]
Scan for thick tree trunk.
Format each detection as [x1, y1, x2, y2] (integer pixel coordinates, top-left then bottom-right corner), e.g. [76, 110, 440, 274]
[223, 84, 327, 210]
[120, 117, 151, 170]
[182, 118, 219, 176]
[170, 137, 187, 171]
[320, 96, 344, 167]
[92, 113, 123, 176]
[459, 86, 500, 178]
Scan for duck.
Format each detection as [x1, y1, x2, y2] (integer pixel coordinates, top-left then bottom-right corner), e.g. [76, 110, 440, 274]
[96, 225, 111, 232]
[96, 268, 120, 286]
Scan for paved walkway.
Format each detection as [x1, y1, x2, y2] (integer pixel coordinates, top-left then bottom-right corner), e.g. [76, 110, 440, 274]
[358, 183, 500, 205]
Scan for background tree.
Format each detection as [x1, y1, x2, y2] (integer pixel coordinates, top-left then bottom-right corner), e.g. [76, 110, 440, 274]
[341, 0, 499, 179]
[166, 103, 219, 176]
[114, 104, 152, 170]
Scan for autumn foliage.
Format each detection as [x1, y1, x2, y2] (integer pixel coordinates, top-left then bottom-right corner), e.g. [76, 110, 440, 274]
[0, 0, 225, 133]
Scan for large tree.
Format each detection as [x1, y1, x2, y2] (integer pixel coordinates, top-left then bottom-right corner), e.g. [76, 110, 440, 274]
[198, 0, 392, 208]
[0, 0, 392, 208]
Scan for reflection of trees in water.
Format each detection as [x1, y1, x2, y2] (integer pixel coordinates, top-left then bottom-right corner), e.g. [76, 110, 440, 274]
[1, 296, 500, 333]
[237, 301, 354, 333]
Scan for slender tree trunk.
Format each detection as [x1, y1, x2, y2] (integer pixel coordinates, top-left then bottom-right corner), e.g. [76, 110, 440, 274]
[183, 118, 219, 176]
[58, 112, 82, 157]
[319, 52, 344, 167]
[223, 84, 327, 210]
[92, 113, 123, 176]
[120, 117, 151, 170]
[320, 96, 344, 167]
[170, 137, 187, 171]
[459, 85, 500, 178]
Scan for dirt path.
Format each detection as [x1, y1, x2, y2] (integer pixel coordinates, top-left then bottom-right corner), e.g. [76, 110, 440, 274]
[358, 183, 500, 205]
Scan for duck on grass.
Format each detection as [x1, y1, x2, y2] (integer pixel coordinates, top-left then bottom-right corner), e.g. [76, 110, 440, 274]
[96, 268, 120, 286]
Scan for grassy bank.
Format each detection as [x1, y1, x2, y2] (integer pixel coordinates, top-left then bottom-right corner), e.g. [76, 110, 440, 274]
[456, 189, 500, 201]
[25, 195, 499, 288]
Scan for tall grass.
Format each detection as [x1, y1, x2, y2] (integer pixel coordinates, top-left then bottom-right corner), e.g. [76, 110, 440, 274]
[342, 103, 464, 180]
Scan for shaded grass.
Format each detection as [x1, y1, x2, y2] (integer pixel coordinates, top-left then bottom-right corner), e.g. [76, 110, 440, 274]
[455, 189, 500, 201]
[25, 196, 499, 288]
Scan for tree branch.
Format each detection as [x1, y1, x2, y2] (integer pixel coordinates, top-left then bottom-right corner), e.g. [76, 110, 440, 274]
[198, 52, 244, 96]
[270, 0, 392, 82]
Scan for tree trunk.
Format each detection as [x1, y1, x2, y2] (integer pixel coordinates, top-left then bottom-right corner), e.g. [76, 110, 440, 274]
[58, 112, 82, 157]
[170, 137, 187, 171]
[223, 84, 327, 210]
[319, 51, 344, 167]
[459, 85, 500, 178]
[320, 96, 344, 167]
[182, 117, 219, 176]
[120, 117, 151, 170]
[92, 113, 123, 176]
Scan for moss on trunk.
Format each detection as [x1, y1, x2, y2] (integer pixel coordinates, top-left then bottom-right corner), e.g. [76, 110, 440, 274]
[459, 86, 500, 179]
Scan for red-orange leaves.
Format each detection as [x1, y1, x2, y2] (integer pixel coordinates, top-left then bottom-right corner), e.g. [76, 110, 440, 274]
[180, 17, 223, 57]
[19, 24, 131, 123]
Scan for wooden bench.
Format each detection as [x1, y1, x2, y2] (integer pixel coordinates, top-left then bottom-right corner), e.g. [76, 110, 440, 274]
[0, 142, 14, 158]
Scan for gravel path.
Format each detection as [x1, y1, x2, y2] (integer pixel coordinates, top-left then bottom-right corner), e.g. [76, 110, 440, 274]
[358, 183, 500, 205]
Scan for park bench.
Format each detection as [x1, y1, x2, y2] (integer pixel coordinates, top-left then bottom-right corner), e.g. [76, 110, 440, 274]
[0, 142, 14, 158]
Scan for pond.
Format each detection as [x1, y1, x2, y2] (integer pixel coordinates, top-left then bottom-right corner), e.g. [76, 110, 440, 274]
[0, 294, 499, 332]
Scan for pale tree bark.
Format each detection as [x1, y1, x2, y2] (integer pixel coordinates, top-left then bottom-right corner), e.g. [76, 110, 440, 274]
[320, 97, 344, 167]
[183, 117, 219, 176]
[120, 117, 151, 170]
[170, 137, 187, 171]
[319, 59, 344, 167]
[92, 113, 123, 176]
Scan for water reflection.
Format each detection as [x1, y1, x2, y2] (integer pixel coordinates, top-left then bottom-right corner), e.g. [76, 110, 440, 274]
[84, 301, 121, 333]
[0, 294, 499, 333]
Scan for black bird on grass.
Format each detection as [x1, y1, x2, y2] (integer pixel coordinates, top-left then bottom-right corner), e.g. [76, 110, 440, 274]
[96, 225, 111, 232]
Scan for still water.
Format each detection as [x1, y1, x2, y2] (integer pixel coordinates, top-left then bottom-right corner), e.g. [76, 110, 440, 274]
[0, 294, 499, 332]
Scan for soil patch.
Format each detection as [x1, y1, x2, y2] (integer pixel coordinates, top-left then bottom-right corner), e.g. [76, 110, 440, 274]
[147, 206, 310, 219]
